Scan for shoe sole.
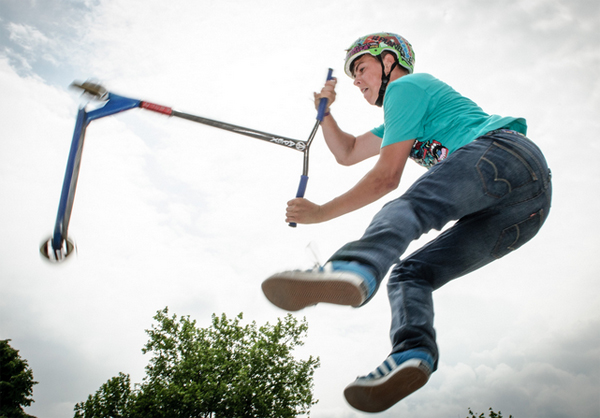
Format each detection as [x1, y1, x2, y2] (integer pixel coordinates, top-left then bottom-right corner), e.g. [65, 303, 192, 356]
[262, 270, 365, 311]
[343, 359, 430, 413]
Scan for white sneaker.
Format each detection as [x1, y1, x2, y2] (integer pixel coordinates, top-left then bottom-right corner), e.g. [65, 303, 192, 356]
[344, 349, 434, 412]
[261, 261, 376, 311]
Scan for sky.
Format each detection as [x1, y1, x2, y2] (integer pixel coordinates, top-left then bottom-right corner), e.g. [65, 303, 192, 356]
[0, 0, 599, 417]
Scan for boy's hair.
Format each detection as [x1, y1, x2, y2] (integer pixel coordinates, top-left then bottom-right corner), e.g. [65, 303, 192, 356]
[350, 51, 407, 78]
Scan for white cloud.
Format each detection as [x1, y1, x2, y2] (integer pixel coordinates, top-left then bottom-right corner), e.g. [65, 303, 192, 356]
[7, 22, 51, 50]
[4, 22, 60, 72]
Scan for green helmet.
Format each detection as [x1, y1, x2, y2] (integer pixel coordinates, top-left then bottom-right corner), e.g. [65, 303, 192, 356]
[344, 32, 415, 78]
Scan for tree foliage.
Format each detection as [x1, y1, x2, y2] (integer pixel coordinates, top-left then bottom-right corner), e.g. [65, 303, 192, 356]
[74, 309, 320, 418]
[73, 373, 133, 418]
[468, 407, 513, 418]
[0, 339, 38, 418]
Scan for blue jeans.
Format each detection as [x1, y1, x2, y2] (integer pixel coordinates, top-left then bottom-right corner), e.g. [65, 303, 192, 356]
[329, 130, 552, 370]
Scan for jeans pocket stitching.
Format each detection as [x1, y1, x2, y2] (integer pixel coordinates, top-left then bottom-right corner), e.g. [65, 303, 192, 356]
[477, 156, 512, 198]
[493, 141, 538, 181]
[477, 142, 537, 199]
[492, 209, 544, 259]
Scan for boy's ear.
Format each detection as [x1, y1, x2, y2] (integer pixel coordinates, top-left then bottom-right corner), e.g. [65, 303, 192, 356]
[382, 53, 397, 72]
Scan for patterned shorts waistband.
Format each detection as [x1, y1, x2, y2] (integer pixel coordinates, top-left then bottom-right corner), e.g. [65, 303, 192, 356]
[485, 128, 527, 138]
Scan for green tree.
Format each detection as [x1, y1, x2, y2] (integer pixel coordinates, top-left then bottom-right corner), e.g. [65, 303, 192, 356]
[73, 373, 133, 418]
[0, 339, 38, 418]
[468, 407, 513, 418]
[74, 309, 320, 418]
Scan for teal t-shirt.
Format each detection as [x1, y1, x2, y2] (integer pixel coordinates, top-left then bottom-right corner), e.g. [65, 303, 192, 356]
[371, 73, 527, 168]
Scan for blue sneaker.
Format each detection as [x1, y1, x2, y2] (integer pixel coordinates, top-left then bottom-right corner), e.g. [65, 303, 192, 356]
[344, 349, 434, 412]
[261, 261, 376, 311]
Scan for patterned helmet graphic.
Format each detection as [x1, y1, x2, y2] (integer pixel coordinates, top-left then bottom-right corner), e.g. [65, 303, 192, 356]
[344, 32, 415, 78]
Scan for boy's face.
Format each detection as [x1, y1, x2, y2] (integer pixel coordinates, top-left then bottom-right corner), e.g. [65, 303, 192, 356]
[352, 54, 382, 106]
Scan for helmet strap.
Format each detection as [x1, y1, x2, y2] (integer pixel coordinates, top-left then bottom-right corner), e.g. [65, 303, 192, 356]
[375, 56, 398, 107]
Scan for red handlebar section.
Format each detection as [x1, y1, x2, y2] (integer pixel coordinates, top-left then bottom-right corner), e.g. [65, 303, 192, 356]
[140, 101, 173, 116]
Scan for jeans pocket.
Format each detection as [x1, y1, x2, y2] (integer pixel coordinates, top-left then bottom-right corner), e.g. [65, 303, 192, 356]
[477, 142, 537, 199]
[492, 208, 545, 259]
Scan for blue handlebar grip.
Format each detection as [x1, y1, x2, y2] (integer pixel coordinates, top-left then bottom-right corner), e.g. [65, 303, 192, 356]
[288, 175, 309, 228]
[316, 68, 334, 122]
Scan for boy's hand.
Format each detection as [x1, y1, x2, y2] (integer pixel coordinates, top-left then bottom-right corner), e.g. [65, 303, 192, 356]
[286, 198, 324, 224]
[314, 78, 337, 113]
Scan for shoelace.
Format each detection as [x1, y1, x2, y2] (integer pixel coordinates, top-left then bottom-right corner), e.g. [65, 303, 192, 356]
[306, 241, 323, 270]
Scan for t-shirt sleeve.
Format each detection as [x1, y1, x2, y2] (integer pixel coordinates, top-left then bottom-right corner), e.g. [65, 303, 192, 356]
[381, 81, 430, 148]
[371, 123, 385, 138]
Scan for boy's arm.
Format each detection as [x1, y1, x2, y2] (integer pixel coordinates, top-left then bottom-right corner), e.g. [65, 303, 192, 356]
[285, 139, 414, 224]
[320, 115, 382, 166]
[315, 78, 382, 166]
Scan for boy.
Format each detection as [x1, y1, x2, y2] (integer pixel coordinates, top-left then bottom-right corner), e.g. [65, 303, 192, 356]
[262, 33, 552, 412]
